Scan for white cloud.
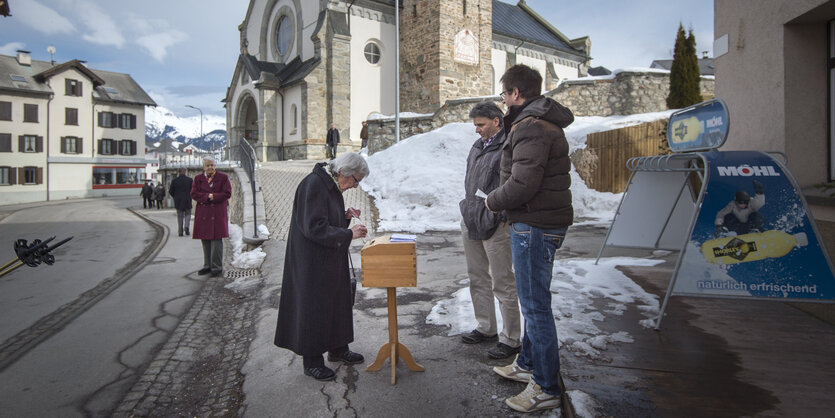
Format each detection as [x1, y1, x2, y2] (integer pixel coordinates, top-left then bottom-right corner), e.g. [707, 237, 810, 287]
[13, 0, 75, 35]
[136, 30, 187, 62]
[0, 42, 27, 55]
[76, 0, 125, 47]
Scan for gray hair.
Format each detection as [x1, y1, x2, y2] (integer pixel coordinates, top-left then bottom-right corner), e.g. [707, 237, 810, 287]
[469, 101, 504, 123]
[203, 156, 216, 164]
[328, 152, 369, 178]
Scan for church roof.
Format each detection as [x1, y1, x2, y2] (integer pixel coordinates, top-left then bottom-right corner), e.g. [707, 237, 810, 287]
[240, 53, 320, 87]
[492, 0, 584, 56]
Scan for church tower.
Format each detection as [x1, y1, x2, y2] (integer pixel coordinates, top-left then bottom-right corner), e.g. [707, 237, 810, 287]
[400, 0, 494, 114]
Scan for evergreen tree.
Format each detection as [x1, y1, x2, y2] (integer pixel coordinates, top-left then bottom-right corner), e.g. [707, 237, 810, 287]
[667, 23, 702, 108]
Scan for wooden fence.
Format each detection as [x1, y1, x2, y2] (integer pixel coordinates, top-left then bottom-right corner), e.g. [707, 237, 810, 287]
[582, 119, 669, 193]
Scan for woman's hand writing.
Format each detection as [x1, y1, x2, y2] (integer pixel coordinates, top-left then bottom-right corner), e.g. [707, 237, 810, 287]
[350, 224, 367, 239]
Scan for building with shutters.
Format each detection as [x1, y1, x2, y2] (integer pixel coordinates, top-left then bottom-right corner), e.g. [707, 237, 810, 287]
[0, 51, 156, 205]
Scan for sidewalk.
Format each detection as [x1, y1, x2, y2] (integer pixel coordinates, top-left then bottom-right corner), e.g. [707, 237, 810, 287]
[240, 161, 835, 417]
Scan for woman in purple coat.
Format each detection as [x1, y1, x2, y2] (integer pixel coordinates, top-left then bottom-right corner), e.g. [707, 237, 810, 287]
[190, 157, 232, 277]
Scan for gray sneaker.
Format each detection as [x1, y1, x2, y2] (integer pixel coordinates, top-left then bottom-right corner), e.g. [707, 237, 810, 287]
[505, 378, 561, 413]
[492, 354, 532, 383]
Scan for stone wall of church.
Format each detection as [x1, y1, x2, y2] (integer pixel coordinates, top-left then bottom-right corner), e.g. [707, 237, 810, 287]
[436, 0, 493, 106]
[366, 71, 716, 154]
[400, 0, 441, 114]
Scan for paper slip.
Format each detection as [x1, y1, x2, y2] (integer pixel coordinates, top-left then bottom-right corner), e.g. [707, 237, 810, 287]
[475, 189, 488, 199]
[390, 233, 417, 242]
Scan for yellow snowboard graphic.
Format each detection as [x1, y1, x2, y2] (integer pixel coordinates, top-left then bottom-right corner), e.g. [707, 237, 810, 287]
[702, 230, 808, 265]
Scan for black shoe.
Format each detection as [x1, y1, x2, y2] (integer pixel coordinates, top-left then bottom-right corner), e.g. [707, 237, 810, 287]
[327, 350, 364, 365]
[178, 233, 184, 237]
[184, 228, 190, 235]
[488, 342, 521, 359]
[210, 270, 222, 278]
[461, 329, 498, 344]
[198, 267, 211, 275]
[303, 366, 336, 381]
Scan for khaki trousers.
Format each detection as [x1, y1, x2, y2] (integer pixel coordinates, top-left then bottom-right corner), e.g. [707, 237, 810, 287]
[461, 220, 521, 347]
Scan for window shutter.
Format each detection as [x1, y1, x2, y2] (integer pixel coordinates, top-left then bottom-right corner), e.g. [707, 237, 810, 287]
[111, 112, 118, 128]
[130, 114, 137, 129]
[36, 167, 43, 184]
[65, 79, 72, 95]
[98, 139, 103, 154]
[61, 137, 67, 153]
[131, 140, 137, 155]
[77, 82, 82, 96]
[36, 136, 43, 153]
[8, 167, 16, 184]
[76, 137, 83, 154]
[18, 135, 24, 152]
[17, 167, 24, 184]
[0, 133, 10, 152]
[98, 112, 104, 127]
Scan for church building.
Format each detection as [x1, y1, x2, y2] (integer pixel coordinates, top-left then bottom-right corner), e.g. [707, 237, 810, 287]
[224, 0, 590, 161]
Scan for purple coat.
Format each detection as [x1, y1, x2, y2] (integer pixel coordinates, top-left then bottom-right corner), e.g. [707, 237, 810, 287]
[190, 171, 232, 240]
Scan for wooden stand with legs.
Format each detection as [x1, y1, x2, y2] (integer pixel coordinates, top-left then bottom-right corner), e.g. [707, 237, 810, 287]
[361, 235, 423, 385]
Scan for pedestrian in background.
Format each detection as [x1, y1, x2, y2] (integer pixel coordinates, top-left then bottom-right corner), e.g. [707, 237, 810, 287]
[486, 64, 574, 413]
[326, 123, 340, 159]
[274, 152, 368, 382]
[153, 182, 165, 209]
[169, 168, 194, 236]
[191, 157, 232, 277]
[141, 181, 153, 209]
[458, 101, 521, 360]
[360, 120, 369, 149]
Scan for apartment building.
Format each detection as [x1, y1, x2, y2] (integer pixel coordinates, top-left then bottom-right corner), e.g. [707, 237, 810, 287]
[0, 51, 156, 205]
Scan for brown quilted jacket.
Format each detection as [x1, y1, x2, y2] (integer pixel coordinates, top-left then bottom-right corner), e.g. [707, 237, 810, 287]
[486, 95, 574, 229]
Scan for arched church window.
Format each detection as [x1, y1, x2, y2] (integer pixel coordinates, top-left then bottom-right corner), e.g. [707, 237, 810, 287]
[276, 15, 291, 55]
[291, 104, 298, 130]
[364, 42, 381, 65]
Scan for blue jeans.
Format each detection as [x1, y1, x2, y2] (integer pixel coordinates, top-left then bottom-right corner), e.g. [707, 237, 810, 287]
[509, 222, 566, 396]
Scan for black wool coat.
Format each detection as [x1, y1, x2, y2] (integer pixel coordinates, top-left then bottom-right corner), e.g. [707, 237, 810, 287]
[169, 174, 194, 211]
[274, 163, 354, 356]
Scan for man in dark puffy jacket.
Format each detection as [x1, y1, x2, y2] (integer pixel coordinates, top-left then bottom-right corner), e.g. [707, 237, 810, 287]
[458, 102, 521, 360]
[486, 64, 574, 413]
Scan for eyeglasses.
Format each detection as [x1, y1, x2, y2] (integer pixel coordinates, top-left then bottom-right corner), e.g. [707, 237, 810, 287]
[500, 89, 513, 98]
[351, 174, 361, 184]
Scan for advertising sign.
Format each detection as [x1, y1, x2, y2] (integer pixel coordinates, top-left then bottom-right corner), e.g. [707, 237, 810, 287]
[667, 99, 729, 153]
[674, 151, 835, 300]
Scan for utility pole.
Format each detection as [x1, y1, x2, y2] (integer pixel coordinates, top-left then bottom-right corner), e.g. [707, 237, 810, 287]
[185, 105, 204, 158]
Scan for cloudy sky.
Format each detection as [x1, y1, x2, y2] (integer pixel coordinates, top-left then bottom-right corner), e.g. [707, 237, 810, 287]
[0, 0, 713, 119]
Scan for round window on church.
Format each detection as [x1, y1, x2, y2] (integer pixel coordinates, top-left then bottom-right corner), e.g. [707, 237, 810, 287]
[364, 42, 381, 65]
[276, 15, 292, 55]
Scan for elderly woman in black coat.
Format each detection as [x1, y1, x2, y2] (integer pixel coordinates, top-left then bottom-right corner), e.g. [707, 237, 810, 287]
[274, 152, 369, 381]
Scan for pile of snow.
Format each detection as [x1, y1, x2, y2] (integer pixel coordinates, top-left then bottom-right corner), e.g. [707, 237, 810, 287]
[361, 111, 676, 232]
[224, 223, 268, 293]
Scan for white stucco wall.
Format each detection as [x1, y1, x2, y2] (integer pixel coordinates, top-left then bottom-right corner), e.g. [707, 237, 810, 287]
[491, 48, 507, 94]
[349, 12, 396, 143]
[552, 61, 578, 83]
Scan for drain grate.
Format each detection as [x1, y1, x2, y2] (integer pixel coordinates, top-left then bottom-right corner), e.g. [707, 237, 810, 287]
[224, 269, 259, 279]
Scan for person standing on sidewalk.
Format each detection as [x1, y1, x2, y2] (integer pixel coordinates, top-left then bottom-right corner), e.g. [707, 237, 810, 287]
[359, 120, 369, 149]
[141, 181, 153, 209]
[153, 182, 166, 209]
[458, 101, 521, 360]
[486, 64, 574, 413]
[274, 152, 369, 382]
[190, 157, 232, 278]
[326, 124, 340, 159]
[169, 168, 194, 236]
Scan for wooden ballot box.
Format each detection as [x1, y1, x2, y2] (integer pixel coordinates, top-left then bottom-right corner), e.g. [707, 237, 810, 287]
[361, 236, 416, 287]
[360, 235, 423, 384]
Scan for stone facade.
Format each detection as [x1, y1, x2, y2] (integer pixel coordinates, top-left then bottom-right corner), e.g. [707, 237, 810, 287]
[367, 71, 716, 154]
[400, 0, 494, 114]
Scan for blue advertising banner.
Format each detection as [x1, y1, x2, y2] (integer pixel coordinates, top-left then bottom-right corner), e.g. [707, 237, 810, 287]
[674, 150, 835, 300]
[667, 99, 729, 152]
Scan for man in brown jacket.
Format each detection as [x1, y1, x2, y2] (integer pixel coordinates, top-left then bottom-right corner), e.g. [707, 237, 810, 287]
[486, 64, 574, 413]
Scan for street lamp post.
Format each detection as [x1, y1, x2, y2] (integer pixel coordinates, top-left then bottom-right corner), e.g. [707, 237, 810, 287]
[185, 105, 204, 159]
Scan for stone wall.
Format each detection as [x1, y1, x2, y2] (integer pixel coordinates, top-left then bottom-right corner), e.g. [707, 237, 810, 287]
[400, 0, 441, 114]
[367, 71, 715, 154]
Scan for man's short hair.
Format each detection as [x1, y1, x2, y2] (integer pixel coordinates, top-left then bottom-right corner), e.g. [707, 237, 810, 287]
[178, 168, 187, 175]
[500, 64, 542, 100]
[469, 101, 504, 123]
